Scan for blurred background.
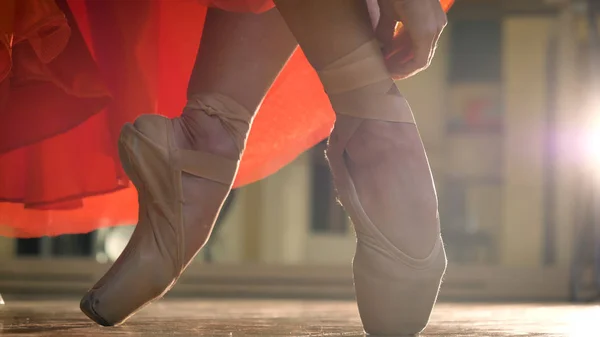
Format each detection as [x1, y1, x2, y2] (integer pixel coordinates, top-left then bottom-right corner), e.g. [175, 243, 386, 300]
[1, 0, 599, 303]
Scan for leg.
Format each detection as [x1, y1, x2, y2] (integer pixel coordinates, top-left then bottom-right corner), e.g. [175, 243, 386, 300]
[80, 8, 297, 326]
[175, 8, 297, 263]
[274, 1, 446, 335]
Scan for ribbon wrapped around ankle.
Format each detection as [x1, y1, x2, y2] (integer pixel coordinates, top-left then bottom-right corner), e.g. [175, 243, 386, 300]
[185, 93, 252, 153]
[316, 39, 415, 124]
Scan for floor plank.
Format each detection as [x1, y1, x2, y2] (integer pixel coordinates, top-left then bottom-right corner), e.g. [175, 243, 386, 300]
[1, 299, 598, 336]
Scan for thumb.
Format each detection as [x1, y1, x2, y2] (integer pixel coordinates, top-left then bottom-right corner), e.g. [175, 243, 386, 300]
[375, 14, 396, 57]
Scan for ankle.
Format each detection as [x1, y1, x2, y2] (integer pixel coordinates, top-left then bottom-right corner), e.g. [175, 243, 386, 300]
[175, 108, 243, 160]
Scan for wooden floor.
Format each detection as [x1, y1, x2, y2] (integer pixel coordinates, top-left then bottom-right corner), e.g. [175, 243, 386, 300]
[0, 299, 598, 336]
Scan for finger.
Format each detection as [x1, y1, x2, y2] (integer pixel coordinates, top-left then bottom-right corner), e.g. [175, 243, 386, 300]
[433, 0, 449, 28]
[428, 1, 447, 63]
[427, 26, 441, 66]
[366, 0, 381, 30]
[394, 31, 435, 79]
[385, 25, 434, 79]
[377, 0, 403, 22]
[379, 0, 446, 79]
[383, 31, 413, 79]
[375, 14, 396, 55]
[428, 29, 442, 67]
[393, 0, 446, 79]
[414, 0, 443, 68]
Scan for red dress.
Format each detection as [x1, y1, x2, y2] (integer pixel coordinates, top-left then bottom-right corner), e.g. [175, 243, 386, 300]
[0, 0, 453, 237]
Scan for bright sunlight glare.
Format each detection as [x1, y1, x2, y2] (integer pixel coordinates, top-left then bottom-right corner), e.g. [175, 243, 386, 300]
[582, 115, 600, 168]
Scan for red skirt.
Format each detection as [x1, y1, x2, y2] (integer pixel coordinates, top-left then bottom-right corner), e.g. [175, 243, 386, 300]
[0, 0, 453, 238]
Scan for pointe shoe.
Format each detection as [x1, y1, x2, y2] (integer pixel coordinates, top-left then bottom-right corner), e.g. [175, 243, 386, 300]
[326, 115, 447, 336]
[80, 112, 239, 326]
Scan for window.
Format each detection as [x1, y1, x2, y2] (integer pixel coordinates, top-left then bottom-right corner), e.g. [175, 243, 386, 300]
[449, 20, 502, 83]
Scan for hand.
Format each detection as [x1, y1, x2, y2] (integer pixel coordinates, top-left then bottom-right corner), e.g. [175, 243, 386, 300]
[375, 0, 448, 80]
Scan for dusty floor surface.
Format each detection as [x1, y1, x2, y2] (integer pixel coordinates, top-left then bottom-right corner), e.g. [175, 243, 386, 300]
[0, 299, 598, 336]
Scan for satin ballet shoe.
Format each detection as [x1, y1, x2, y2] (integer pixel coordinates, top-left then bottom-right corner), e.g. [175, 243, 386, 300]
[326, 115, 447, 336]
[80, 113, 239, 326]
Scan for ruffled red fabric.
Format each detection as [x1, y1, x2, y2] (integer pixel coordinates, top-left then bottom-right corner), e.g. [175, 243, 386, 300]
[0, 0, 453, 238]
[197, 0, 274, 13]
